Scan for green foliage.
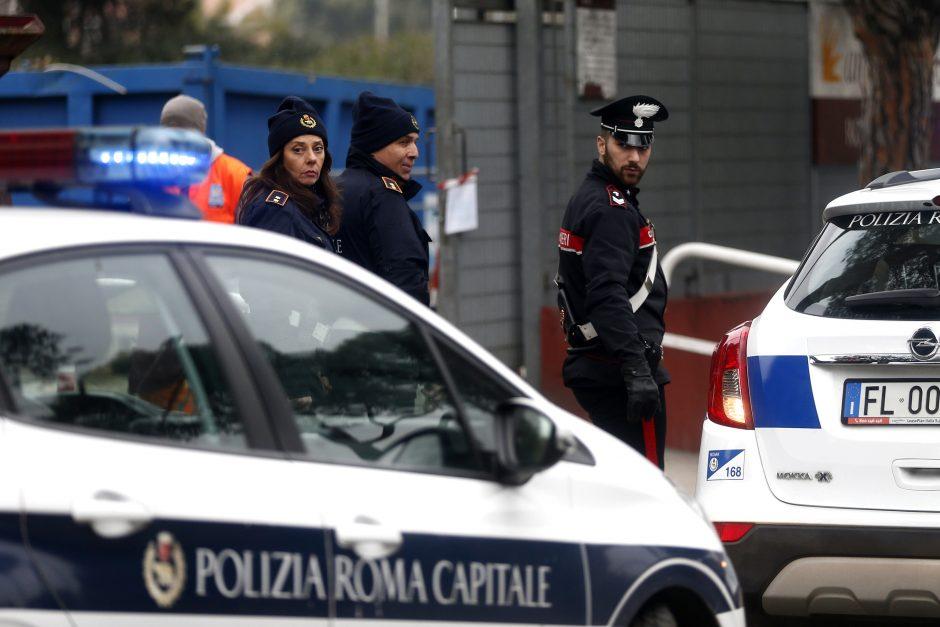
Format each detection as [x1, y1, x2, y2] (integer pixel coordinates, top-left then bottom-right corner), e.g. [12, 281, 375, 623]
[227, 0, 432, 84]
[303, 32, 433, 85]
[17, 0, 243, 66]
[14, 0, 433, 84]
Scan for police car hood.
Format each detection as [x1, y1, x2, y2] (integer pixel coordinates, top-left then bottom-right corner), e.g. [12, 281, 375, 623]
[554, 408, 722, 552]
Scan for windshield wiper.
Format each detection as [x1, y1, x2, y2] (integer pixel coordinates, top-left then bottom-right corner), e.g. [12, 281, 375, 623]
[845, 287, 940, 308]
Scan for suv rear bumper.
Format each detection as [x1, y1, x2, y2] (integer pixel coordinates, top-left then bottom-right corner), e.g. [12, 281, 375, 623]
[726, 524, 940, 620]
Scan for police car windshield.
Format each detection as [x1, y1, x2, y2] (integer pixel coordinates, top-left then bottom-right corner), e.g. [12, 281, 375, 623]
[786, 209, 940, 320]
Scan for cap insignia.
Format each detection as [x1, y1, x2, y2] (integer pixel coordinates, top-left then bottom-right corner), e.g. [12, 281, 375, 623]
[633, 103, 660, 128]
[382, 176, 403, 194]
[265, 190, 289, 206]
[410, 114, 419, 131]
[300, 114, 317, 129]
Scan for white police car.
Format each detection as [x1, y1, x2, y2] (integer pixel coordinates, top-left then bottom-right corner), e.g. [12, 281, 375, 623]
[0, 127, 742, 626]
[697, 168, 940, 625]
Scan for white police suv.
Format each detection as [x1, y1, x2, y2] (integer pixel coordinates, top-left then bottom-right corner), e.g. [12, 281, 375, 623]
[0, 127, 742, 626]
[697, 168, 940, 625]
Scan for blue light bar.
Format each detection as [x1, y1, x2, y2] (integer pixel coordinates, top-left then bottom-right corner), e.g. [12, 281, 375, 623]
[1, 126, 215, 219]
[78, 127, 212, 186]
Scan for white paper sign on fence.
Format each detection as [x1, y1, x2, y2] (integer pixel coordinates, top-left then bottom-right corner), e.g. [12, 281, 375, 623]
[443, 170, 478, 235]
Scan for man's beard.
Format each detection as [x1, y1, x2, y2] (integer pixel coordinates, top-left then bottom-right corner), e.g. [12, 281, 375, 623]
[602, 153, 644, 187]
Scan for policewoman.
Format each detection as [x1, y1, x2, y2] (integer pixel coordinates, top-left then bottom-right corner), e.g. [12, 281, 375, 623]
[334, 91, 430, 305]
[236, 96, 341, 250]
[556, 95, 670, 469]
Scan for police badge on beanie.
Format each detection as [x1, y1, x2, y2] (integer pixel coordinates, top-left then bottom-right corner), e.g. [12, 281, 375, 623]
[350, 91, 420, 155]
[267, 96, 329, 157]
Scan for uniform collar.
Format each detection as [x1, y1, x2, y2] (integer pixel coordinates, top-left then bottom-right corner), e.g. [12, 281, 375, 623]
[590, 159, 641, 204]
[345, 146, 422, 200]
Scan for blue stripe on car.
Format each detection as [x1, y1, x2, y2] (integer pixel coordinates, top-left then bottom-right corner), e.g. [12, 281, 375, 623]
[5, 513, 738, 622]
[586, 545, 739, 622]
[747, 355, 821, 428]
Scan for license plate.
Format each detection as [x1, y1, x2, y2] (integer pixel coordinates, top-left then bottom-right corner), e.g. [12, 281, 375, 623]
[843, 379, 940, 425]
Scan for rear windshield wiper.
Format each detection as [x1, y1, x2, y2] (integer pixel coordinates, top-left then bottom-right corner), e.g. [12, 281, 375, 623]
[845, 288, 940, 308]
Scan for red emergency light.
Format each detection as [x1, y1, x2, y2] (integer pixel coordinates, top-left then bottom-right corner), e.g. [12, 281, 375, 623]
[0, 127, 212, 187]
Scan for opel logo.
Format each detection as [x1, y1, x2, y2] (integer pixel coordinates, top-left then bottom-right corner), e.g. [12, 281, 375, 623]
[908, 327, 939, 361]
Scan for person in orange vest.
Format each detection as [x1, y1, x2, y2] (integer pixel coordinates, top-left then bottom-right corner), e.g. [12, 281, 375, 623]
[160, 94, 252, 223]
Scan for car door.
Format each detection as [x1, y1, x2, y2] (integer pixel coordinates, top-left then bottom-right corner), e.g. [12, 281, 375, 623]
[0, 247, 331, 626]
[198, 250, 589, 626]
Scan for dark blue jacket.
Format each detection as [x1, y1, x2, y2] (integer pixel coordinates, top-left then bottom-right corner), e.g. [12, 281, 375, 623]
[237, 187, 334, 252]
[557, 160, 669, 387]
[335, 148, 430, 305]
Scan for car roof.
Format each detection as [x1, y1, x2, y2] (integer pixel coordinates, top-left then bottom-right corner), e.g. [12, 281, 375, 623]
[0, 207, 542, 403]
[823, 169, 940, 221]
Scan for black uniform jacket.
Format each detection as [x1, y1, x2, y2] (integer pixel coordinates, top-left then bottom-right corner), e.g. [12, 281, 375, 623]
[558, 160, 669, 387]
[237, 186, 334, 252]
[335, 147, 430, 306]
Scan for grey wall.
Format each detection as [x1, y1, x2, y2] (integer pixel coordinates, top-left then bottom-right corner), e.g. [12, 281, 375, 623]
[436, 0, 818, 376]
[616, 0, 813, 295]
[440, 18, 522, 366]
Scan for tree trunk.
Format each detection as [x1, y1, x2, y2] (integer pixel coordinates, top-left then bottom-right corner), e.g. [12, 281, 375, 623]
[844, 0, 940, 185]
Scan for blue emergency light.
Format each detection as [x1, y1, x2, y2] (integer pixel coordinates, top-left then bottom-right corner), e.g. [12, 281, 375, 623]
[0, 126, 211, 186]
[0, 126, 213, 218]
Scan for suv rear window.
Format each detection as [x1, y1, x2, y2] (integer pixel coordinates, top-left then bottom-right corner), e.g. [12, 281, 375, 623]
[786, 210, 940, 320]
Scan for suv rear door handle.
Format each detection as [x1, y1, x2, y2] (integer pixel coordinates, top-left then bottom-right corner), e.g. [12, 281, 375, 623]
[71, 490, 153, 538]
[892, 459, 940, 491]
[335, 515, 402, 560]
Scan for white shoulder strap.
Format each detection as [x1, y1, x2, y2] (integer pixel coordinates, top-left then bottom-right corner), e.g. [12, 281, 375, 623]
[576, 243, 659, 340]
[629, 244, 658, 313]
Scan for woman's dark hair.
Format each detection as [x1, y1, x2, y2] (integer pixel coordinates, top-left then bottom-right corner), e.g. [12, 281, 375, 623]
[236, 149, 342, 236]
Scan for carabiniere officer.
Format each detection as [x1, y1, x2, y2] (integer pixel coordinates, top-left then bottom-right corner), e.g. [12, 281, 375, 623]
[556, 95, 670, 468]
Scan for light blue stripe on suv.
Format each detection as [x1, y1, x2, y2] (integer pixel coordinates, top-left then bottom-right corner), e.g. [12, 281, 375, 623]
[747, 355, 821, 428]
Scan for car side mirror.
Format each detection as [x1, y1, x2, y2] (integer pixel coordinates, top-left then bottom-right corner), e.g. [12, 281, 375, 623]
[494, 398, 573, 486]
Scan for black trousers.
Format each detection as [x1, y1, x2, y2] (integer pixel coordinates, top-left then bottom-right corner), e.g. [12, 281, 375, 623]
[570, 385, 667, 469]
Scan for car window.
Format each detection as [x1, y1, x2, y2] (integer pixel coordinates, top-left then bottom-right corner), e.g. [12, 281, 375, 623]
[434, 339, 520, 452]
[786, 211, 940, 320]
[203, 255, 489, 474]
[0, 253, 246, 450]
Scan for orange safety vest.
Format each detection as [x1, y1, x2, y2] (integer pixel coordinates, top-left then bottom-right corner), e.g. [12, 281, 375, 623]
[188, 153, 252, 224]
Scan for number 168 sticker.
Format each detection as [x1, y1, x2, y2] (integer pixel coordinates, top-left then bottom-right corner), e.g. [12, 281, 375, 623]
[707, 449, 745, 481]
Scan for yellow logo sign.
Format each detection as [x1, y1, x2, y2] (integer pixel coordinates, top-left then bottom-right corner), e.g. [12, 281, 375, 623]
[300, 114, 317, 129]
[410, 114, 419, 131]
[143, 531, 186, 608]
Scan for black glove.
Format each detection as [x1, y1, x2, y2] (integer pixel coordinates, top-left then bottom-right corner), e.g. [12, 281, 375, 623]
[621, 353, 660, 423]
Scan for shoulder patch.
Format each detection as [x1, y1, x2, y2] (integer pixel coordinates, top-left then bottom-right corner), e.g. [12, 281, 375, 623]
[606, 184, 627, 207]
[381, 176, 403, 194]
[265, 190, 289, 206]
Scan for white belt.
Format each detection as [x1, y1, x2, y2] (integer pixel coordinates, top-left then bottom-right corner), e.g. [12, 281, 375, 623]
[577, 244, 658, 339]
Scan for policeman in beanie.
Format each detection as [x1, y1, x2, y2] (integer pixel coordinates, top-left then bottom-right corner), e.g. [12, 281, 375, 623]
[335, 91, 430, 305]
[556, 95, 670, 468]
[236, 96, 342, 250]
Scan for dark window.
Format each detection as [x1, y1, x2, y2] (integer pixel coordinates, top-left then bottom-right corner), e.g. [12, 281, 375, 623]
[204, 256, 501, 473]
[0, 254, 245, 449]
[786, 211, 940, 320]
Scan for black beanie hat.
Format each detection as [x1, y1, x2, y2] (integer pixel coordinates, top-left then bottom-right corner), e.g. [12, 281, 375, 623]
[267, 96, 329, 157]
[350, 91, 420, 154]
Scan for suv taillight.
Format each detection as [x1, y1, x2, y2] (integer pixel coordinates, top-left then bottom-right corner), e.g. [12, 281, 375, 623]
[707, 321, 753, 429]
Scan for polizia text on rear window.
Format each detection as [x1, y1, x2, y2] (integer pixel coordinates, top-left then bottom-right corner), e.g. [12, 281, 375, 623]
[787, 210, 940, 320]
